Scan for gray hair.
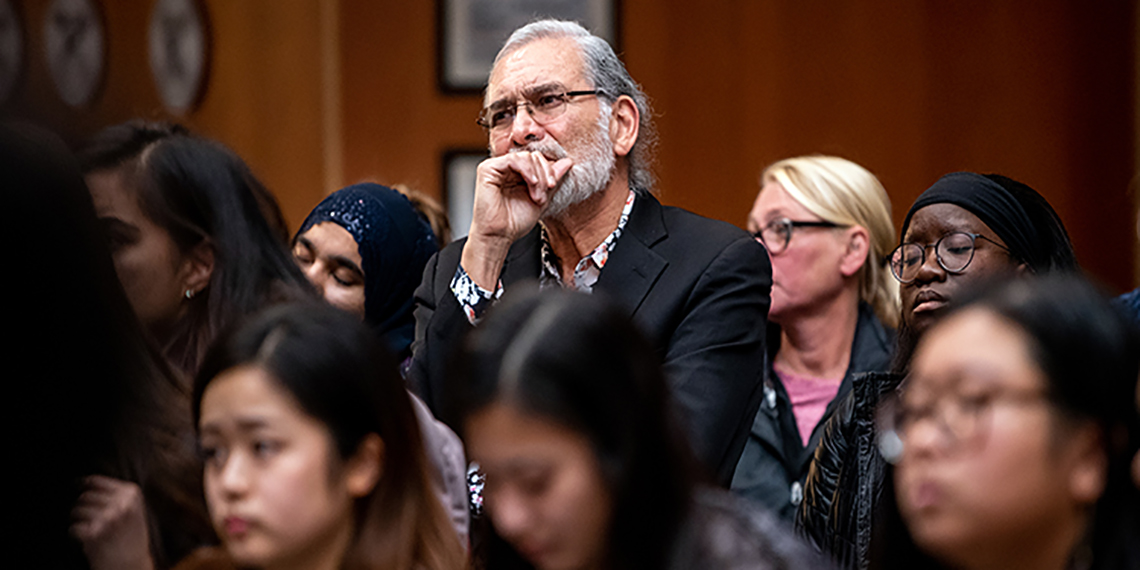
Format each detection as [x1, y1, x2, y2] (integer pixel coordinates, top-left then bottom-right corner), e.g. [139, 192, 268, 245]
[493, 19, 657, 193]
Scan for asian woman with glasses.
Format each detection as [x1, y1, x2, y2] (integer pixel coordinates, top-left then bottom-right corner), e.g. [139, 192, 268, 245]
[873, 275, 1140, 570]
[797, 172, 1079, 569]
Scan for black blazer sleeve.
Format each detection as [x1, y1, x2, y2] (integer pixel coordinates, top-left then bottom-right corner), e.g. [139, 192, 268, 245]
[660, 233, 771, 485]
[409, 240, 473, 416]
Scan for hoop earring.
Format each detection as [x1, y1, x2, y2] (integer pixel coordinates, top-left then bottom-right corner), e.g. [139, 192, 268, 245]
[185, 289, 195, 299]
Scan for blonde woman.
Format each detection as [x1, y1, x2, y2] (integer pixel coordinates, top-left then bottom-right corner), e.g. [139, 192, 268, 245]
[732, 155, 898, 521]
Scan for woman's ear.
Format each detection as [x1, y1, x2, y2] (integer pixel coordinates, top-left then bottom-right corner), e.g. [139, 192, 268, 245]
[1065, 425, 1107, 505]
[839, 226, 871, 278]
[180, 241, 215, 297]
[345, 433, 384, 498]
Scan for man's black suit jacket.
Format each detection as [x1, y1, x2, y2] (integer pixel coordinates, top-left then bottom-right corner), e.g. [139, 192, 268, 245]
[410, 190, 772, 485]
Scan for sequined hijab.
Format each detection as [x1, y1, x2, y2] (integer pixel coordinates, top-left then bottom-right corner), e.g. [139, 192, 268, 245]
[297, 183, 438, 356]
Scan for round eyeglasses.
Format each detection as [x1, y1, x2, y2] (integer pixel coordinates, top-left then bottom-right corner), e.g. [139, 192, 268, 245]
[476, 90, 607, 134]
[889, 232, 1010, 284]
[752, 218, 842, 255]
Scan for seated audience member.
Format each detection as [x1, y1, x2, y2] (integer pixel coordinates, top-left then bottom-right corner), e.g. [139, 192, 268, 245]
[79, 121, 314, 378]
[186, 303, 466, 570]
[449, 289, 827, 570]
[292, 182, 468, 543]
[872, 275, 1140, 570]
[293, 182, 439, 364]
[413, 19, 771, 486]
[4, 123, 212, 569]
[733, 155, 897, 521]
[797, 172, 1078, 569]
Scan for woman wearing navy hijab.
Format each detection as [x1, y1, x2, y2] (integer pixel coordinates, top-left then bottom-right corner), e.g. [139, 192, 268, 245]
[293, 182, 438, 362]
[293, 183, 470, 545]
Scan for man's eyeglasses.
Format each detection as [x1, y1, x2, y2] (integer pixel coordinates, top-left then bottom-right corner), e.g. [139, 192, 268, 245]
[476, 90, 607, 134]
[875, 386, 1048, 464]
[752, 218, 842, 255]
[889, 232, 1010, 284]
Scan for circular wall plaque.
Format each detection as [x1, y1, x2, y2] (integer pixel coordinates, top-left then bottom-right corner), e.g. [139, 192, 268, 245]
[44, 0, 105, 107]
[148, 0, 208, 114]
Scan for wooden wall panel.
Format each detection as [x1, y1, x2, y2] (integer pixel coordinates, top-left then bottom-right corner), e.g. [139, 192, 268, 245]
[4, 1, 1136, 291]
[5, 0, 330, 230]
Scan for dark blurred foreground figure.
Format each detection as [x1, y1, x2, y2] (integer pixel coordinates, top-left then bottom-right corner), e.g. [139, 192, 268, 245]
[3, 123, 213, 569]
[449, 289, 828, 570]
[797, 172, 1079, 569]
[79, 121, 313, 378]
[871, 275, 1140, 570]
[292, 182, 469, 543]
[182, 303, 466, 570]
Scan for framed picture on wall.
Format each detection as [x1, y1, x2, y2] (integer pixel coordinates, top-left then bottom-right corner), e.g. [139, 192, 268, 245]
[442, 149, 488, 240]
[438, 0, 618, 93]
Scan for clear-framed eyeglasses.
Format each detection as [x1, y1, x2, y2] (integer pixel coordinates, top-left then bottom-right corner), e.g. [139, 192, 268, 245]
[751, 217, 842, 255]
[889, 232, 1010, 284]
[476, 89, 607, 135]
[875, 386, 1048, 464]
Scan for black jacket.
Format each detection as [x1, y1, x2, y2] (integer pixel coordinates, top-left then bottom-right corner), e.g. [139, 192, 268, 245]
[795, 370, 905, 570]
[731, 304, 892, 522]
[410, 190, 772, 485]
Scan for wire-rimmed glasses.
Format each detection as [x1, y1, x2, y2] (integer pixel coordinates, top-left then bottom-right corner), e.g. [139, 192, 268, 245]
[889, 232, 1010, 283]
[476, 90, 607, 134]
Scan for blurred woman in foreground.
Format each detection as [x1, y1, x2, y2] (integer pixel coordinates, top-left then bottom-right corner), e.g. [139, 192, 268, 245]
[187, 303, 466, 570]
[873, 275, 1140, 570]
[450, 289, 826, 570]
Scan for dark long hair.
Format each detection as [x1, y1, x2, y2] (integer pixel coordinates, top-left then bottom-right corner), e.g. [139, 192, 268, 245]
[872, 275, 1140, 570]
[5, 122, 213, 568]
[79, 120, 314, 377]
[192, 303, 466, 570]
[448, 288, 699, 570]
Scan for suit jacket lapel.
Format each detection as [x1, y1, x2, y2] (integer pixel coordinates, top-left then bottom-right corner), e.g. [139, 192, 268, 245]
[596, 191, 669, 317]
[501, 225, 543, 287]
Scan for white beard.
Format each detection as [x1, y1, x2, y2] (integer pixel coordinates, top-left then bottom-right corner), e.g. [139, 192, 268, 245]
[510, 111, 616, 220]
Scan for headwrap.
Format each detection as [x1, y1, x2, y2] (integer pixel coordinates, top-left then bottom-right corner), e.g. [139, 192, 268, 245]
[900, 172, 1066, 273]
[297, 183, 438, 356]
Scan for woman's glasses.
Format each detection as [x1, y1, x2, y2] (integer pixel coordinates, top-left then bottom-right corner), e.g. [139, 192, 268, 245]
[752, 217, 842, 255]
[889, 232, 1010, 283]
[876, 385, 1048, 464]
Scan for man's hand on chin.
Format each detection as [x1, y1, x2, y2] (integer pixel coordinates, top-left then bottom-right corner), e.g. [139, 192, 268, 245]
[462, 151, 573, 290]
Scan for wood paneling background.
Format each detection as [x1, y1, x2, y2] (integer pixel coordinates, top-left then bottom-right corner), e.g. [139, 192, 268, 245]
[5, 0, 1137, 292]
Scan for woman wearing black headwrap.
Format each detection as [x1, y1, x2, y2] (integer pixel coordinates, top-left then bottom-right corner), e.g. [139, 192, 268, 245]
[796, 172, 1077, 570]
[292, 183, 470, 545]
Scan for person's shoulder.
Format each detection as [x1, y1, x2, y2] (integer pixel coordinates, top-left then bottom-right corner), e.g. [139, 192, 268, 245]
[658, 201, 752, 245]
[674, 488, 833, 570]
[1114, 288, 1140, 326]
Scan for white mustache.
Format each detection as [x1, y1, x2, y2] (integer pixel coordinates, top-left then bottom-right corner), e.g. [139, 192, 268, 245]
[510, 141, 568, 161]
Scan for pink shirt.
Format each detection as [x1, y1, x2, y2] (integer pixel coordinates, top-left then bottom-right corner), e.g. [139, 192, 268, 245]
[774, 363, 843, 447]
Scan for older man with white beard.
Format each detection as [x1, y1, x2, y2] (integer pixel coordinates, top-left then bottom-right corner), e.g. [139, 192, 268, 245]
[410, 19, 772, 485]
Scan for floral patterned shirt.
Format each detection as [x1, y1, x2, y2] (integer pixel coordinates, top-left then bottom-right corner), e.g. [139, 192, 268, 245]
[450, 190, 636, 325]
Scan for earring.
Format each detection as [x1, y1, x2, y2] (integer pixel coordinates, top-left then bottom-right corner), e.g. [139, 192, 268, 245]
[185, 289, 195, 299]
